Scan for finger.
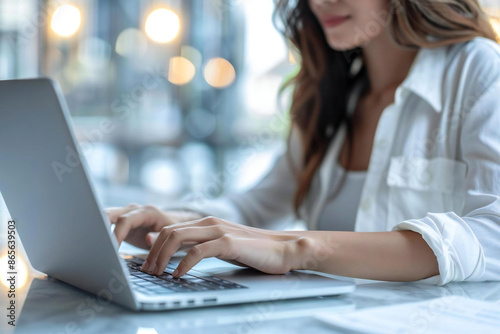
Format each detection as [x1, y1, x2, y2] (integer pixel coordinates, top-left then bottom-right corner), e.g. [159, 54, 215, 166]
[146, 233, 196, 252]
[144, 226, 224, 275]
[146, 232, 159, 246]
[141, 217, 217, 270]
[147, 232, 196, 248]
[154, 226, 224, 275]
[172, 236, 236, 277]
[113, 208, 156, 245]
[160, 215, 220, 230]
[104, 203, 140, 223]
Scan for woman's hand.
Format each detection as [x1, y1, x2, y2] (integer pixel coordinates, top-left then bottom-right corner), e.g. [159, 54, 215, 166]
[105, 204, 203, 250]
[140, 216, 304, 278]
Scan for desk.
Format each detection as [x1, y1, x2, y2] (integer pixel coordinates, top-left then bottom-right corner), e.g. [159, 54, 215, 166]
[1, 200, 500, 334]
[4, 267, 500, 334]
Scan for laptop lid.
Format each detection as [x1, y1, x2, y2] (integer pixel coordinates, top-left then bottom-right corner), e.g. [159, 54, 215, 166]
[0, 78, 137, 310]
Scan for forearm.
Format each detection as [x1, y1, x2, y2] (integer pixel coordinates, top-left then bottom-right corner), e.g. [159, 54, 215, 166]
[284, 230, 439, 282]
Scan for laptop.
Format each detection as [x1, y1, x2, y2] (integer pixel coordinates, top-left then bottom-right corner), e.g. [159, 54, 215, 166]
[0, 78, 355, 311]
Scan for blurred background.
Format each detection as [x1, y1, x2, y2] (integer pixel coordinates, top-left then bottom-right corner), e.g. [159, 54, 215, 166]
[0, 0, 299, 210]
[0, 0, 499, 289]
[0, 0, 300, 294]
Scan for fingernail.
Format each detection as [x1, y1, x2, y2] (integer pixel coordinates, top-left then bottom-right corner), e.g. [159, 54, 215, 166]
[141, 260, 149, 271]
[172, 269, 179, 277]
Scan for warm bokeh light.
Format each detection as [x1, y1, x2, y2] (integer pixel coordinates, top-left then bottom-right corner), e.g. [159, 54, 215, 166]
[485, 6, 500, 42]
[0, 254, 29, 290]
[50, 4, 81, 37]
[168, 56, 196, 85]
[203, 57, 236, 88]
[289, 50, 296, 64]
[491, 17, 500, 41]
[145, 8, 180, 43]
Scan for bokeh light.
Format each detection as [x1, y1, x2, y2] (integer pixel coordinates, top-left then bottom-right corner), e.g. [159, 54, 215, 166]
[168, 57, 196, 85]
[141, 158, 186, 195]
[203, 57, 236, 88]
[115, 28, 148, 58]
[50, 4, 81, 37]
[181, 45, 202, 69]
[485, 6, 500, 42]
[137, 328, 159, 334]
[0, 254, 29, 290]
[145, 8, 180, 43]
[491, 17, 500, 41]
[289, 50, 296, 64]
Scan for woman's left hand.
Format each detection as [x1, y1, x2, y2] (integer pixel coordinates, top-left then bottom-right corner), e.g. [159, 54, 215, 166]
[140, 216, 303, 277]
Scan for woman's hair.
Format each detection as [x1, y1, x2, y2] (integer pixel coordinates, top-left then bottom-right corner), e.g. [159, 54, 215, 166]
[274, 0, 498, 217]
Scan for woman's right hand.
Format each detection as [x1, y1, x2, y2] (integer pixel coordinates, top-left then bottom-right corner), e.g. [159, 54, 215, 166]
[104, 204, 203, 250]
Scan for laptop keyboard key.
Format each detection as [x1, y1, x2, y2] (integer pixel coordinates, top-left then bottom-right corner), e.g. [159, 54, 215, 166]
[125, 257, 247, 293]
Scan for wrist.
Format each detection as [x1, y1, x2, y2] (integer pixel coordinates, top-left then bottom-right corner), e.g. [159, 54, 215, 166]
[286, 232, 340, 272]
[287, 236, 316, 271]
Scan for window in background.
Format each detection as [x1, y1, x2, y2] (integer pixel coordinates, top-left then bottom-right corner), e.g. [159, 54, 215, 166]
[0, 0, 296, 207]
[2, 0, 498, 209]
[0, 0, 39, 79]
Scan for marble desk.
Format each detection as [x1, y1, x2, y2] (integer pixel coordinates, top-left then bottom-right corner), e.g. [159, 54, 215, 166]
[1, 216, 499, 334]
[4, 260, 500, 334]
[3, 183, 500, 333]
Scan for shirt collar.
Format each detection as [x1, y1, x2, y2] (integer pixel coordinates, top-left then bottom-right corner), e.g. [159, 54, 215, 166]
[399, 45, 449, 113]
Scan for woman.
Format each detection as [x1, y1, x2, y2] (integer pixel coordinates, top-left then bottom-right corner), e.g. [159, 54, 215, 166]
[106, 0, 500, 285]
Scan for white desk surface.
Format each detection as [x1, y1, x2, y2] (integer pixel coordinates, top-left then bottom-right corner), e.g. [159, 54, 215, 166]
[4, 248, 500, 334]
[2, 199, 500, 334]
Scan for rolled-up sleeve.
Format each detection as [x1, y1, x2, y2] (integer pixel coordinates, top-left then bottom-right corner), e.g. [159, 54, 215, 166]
[162, 129, 301, 230]
[392, 76, 500, 285]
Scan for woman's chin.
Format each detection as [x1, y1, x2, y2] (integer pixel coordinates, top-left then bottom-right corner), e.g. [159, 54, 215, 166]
[326, 39, 362, 51]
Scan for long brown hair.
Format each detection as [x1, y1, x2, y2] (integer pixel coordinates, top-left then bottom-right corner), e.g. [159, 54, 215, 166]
[274, 0, 498, 218]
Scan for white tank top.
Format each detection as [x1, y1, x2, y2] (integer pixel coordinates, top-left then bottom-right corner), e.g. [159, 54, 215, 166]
[316, 161, 367, 231]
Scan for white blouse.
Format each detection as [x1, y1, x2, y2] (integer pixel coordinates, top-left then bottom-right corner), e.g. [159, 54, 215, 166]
[165, 37, 500, 286]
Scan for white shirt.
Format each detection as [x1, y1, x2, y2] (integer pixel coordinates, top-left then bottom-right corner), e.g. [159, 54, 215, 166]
[165, 37, 500, 286]
[316, 161, 366, 231]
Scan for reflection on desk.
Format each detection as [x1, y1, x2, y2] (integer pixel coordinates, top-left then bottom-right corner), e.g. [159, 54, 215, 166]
[5, 272, 500, 334]
[9, 275, 353, 334]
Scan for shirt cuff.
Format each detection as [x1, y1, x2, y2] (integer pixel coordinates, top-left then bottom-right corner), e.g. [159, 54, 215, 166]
[391, 212, 485, 285]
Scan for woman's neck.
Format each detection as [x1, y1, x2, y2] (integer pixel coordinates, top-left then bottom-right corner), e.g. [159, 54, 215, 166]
[362, 34, 418, 95]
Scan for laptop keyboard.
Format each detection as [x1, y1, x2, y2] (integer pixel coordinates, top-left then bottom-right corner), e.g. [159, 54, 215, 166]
[125, 257, 248, 295]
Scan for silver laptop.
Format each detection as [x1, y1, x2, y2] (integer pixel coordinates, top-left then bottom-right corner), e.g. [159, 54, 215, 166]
[0, 78, 355, 311]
